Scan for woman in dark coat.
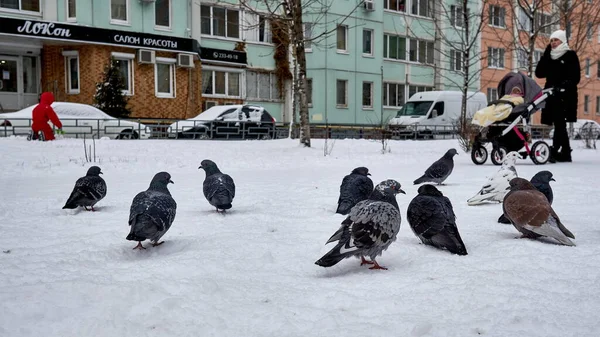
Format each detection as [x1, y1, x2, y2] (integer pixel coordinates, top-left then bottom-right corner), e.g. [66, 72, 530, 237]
[534, 29, 581, 162]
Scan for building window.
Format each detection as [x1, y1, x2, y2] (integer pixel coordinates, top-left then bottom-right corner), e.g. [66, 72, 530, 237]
[155, 0, 170, 29]
[155, 58, 175, 98]
[450, 49, 463, 72]
[63, 51, 79, 94]
[245, 71, 280, 101]
[245, 13, 271, 43]
[489, 5, 505, 28]
[384, 0, 406, 12]
[487, 88, 498, 102]
[517, 8, 531, 31]
[336, 79, 348, 107]
[411, 0, 432, 17]
[66, 0, 76, 21]
[516, 49, 528, 69]
[111, 53, 134, 95]
[337, 25, 347, 52]
[587, 22, 593, 40]
[201, 5, 240, 39]
[306, 78, 312, 106]
[202, 69, 241, 97]
[537, 13, 552, 35]
[362, 82, 373, 108]
[383, 82, 405, 107]
[304, 22, 313, 50]
[363, 29, 373, 56]
[408, 85, 433, 98]
[487, 47, 505, 68]
[584, 95, 589, 114]
[384, 34, 406, 60]
[533, 50, 543, 67]
[585, 58, 590, 77]
[566, 21, 572, 39]
[450, 5, 464, 28]
[0, 0, 39, 12]
[384, 34, 433, 64]
[409, 39, 434, 64]
[110, 0, 128, 24]
[597, 61, 600, 78]
[596, 96, 600, 115]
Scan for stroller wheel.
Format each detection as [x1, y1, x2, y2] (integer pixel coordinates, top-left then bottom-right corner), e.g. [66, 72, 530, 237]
[491, 147, 507, 165]
[530, 141, 550, 165]
[471, 145, 488, 165]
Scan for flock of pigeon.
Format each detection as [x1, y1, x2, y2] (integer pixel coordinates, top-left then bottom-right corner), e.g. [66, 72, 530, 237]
[60, 148, 575, 268]
[316, 148, 575, 270]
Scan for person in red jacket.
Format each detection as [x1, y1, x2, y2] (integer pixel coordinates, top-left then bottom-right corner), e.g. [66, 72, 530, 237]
[32, 92, 62, 141]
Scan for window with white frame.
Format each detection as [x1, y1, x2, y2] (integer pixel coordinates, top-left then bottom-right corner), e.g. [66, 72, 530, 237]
[245, 13, 272, 43]
[409, 39, 434, 64]
[487, 47, 505, 68]
[155, 0, 170, 29]
[0, 0, 39, 12]
[67, 0, 76, 21]
[384, 34, 433, 64]
[111, 0, 128, 23]
[384, 0, 406, 12]
[586, 22, 593, 40]
[489, 5, 505, 27]
[202, 69, 240, 97]
[411, 0, 432, 17]
[63, 51, 79, 94]
[517, 8, 531, 31]
[362, 82, 373, 108]
[450, 5, 464, 28]
[337, 25, 347, 52]
[336, 79, 348, 107]
[383, 82, 405, 107]
[450, 49, 463, 72]
[363, 29, 373, 56]
[537, 13, 552, 35]
[533, 50, 543, 67]
[155, 58, 175, 98]
[384, 34, 406, 60]
[584, 95, 589, 114]
[585, 58, 590, 77]
[487, 88, 498, 102]
[306, 78, 312, 106]
[201, 5, 240, 39]
[304, 22, 313, 50]
[245, 71, 280, 101]
[596, 96, 600, 114]
[112, 52, 134, 95]
[516, 49, 528, 69]
[408, 85, 433, 98]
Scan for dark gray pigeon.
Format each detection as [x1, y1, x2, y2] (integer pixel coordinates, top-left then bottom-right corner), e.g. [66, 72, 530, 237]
[407, 184, 467, 255]
[315, 180, 405, 270]
[126, 172, 177, 250]
[498, 171, 554, 224]
[199, 159, 236, 212]
[62, 166, 107, 211]
[336, 167, 373, 215]
[414, 148, 458, 185]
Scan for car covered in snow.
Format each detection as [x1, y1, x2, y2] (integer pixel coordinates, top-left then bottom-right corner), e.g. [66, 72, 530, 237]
[0, 102, 150, 139]
[168, 104, 277, 140]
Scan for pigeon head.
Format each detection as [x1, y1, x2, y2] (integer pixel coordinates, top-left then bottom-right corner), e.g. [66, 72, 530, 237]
[198, 159, 221, 176]
[509, 177, 536, 191]
[417, 184, 443, 197]
[502, 152, 521, 166]
[375, 179, 406, 195]
[351, 167, 371, 176]
[444, 148, 459, 158]
[531, 170, 555, 184]
[149, 172, 174, 190]
[86, 166, 103, 176]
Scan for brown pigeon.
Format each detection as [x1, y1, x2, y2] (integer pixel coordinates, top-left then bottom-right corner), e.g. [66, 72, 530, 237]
[503, 178, 575, 246]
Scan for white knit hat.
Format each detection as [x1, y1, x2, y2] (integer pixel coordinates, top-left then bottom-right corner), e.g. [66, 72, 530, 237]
[550, 30, 567, 43]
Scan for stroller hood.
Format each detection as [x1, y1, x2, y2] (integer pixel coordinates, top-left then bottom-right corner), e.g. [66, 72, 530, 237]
[498, 72, 544, 107]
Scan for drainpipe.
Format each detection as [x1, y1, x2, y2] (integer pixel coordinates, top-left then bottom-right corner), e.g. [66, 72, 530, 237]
[91, 0, 95, 26]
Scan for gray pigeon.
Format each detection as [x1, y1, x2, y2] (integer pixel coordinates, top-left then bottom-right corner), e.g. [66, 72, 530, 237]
[407, 184, 467, 255]
[498, 171, 554, 224]
[126, 172, 177, 250]
[315, 179, 405, 270]
[336, 167, 374, 215]
[414, 148, 458, 185]
[199, 159, 236, 212]
[62, 166, 107, 211]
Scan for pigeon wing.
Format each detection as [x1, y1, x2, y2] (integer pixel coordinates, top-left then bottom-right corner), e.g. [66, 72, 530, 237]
[467, 167, 516, 205]
[129, 191, 177, 232]
[504, 190, 551, 228]
[350, 200, 401, 251]
[407, 196, 446, 238]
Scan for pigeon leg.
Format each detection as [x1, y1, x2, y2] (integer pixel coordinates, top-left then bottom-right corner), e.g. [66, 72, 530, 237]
[152, 241, 165, 247]
[83, 206, 89, 211]
[91, 206, 96, 212]
[132, 242, 146, 250]
[360, 256, 375, 266]
[368, 259, 388, 270]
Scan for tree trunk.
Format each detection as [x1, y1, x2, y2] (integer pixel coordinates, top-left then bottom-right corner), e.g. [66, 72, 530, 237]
[460, 0, 470, 130]
[290, 0, 311, 147]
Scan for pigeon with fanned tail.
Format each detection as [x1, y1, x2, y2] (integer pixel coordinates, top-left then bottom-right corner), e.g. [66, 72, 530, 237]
[467, 151, 520, 206]
[414, 148, 458, 185]
[407, 184, 467, 255]
[199, 159, 236, 212]
[126, 172, 177, 250]
[503, 178, 575, 246]
[498, 170, 554, 224]
[336, 167, 373, 215]
[315, 179, 405, 270]
[62, 166, 106, 212]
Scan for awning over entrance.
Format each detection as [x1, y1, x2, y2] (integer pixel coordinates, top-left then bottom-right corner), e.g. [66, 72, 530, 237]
[0, 17, 200, 55]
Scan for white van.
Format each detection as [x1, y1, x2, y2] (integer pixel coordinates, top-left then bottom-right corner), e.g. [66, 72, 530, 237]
[388, 91, 488, 133]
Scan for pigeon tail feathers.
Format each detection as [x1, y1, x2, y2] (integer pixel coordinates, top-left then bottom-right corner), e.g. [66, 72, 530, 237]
[429, 229, 468, 255]
[336, 200, 354, 215]
[413, 175, 429, 185]
[63, 190, 84, 209]
[315, 224, 360, 267]
[523, 216, 575, 246]
[498, 214, 511, 224]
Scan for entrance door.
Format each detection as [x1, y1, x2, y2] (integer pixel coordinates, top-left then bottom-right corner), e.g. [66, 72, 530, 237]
[0, 55, 40, 112]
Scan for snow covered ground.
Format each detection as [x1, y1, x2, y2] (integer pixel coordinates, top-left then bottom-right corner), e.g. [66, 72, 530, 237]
[0, 136, 599, 337]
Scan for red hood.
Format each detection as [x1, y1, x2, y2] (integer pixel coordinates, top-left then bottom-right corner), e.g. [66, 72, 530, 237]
[40, 92, 55, 105]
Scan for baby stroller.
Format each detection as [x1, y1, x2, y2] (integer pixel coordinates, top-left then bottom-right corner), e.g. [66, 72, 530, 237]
[471, 72, 554, 165]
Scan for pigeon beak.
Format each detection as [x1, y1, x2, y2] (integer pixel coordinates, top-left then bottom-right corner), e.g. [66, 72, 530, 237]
[551, 178, 556, 182]
[198, 166, 203, 170]
[367, 173, 371, 176]
[99, 171, 103, 175]
[169, 180, 174, 184]
[398, 188, 406, 194]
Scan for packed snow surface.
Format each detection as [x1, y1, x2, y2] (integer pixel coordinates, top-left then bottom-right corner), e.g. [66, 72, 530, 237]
[0, 137, 599, 337]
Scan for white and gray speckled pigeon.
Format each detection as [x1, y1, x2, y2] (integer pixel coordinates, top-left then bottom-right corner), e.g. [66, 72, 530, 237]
[199, 159, 236, 212]
[62, 166, 107, 212]
[503, 178, 574, 246]
[336, 167, 374, 215]
[498, 170, 555, 224]
[126, 172, 177, 250]
[467, 151, 520, 206]
[315, 179, 405, 270]
[407, 184, 467, 255]
[414, 148, 458, 185]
